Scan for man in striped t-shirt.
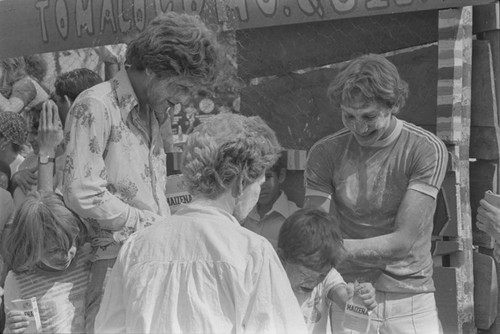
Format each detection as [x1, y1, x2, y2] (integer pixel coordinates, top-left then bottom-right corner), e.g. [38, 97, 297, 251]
[304, 54, 447, 334]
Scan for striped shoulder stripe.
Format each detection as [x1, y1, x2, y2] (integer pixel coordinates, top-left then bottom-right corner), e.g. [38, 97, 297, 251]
[308, 128, 351, 154]
[402, 122, 448, 186]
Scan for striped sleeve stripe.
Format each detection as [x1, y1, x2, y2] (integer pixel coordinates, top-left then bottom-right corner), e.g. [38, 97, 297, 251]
[402, 122, 448, 186]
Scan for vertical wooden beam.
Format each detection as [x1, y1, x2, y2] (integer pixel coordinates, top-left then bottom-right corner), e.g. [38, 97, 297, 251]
[437, 6, 475, 334]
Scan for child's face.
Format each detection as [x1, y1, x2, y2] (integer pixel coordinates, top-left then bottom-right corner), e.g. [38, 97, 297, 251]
[283, 261, 330, 295]
[40, 242, 77, 271]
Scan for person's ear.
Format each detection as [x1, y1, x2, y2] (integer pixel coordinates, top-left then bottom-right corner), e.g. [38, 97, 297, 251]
[278, 168, 287, 184]
[231, 175, 244, 198]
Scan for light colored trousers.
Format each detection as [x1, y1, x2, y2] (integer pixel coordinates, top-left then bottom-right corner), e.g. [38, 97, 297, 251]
[85, 258, 116, 334]
[331, 291, 443, 334]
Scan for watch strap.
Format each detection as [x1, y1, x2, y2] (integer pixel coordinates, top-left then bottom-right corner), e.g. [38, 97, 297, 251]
[39, 156, 56, 165]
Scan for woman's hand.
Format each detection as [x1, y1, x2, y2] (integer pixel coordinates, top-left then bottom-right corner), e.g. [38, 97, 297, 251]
[38, 100, 63, 156]
[477, 199, 500, 241]
[6, 310, 29, 334]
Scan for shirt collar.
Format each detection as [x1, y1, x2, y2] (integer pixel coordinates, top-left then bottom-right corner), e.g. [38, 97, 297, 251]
[249, 191, 290, 220]
[177, 200, 241, 227]
[369, 117, 403, 148]
[111, 68, 139, 122]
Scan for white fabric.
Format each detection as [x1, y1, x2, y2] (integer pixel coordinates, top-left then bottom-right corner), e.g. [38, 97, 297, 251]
[95, 201, 308, 334]
[298, 268, 346, 334]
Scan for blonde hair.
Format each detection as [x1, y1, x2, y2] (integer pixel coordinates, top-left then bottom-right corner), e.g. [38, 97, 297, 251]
[182, 114, 281, 199]
[328, 54, 408, 113]
[4, 191, 86, 273]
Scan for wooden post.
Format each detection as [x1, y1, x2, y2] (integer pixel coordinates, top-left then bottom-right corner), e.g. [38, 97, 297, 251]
[436, 6, 475, 334]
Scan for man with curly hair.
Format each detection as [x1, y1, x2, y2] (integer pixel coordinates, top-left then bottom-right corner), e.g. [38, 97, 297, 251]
[61, 12, 221, 333]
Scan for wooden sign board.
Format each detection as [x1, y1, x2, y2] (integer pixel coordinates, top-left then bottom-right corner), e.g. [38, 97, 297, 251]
[0, 0, 495, 59]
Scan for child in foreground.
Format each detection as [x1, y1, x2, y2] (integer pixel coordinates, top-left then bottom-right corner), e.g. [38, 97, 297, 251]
[278, 208, 377, 334]
[3, 102, 92, 334]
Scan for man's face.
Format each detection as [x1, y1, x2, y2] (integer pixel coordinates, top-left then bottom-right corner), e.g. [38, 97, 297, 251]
[341, 102, 393, 146]
[258, 169, 283, 207]
[283, 261, 329, 296]
[146, 75, 190, 123]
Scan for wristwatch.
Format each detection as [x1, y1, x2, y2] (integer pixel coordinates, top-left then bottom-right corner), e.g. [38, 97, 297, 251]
[39, 155, 55, 165]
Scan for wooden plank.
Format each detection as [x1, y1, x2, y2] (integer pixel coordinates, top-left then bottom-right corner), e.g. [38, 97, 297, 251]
[434, 267, 459, 334]
[441, 171, 459, 237]
[437, 7, 474, 334]
[0, 0, 495, 59]
[473, 2, 500, 34]
[471, 41, 499, 128]
[432, 240, 463, 256]
[473, 251, 498, 330]
[470, 160, 497, 249]
[471, 128, 500, 160]
[237, 11, 438, 79]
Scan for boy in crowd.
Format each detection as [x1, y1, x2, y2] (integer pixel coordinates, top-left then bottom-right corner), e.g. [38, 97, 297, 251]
[243, 151, 299, 248]
[278, 207, 377, 334]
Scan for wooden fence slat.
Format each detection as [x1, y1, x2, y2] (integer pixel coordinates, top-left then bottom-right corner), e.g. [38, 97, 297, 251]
[436, 7, 474, 334]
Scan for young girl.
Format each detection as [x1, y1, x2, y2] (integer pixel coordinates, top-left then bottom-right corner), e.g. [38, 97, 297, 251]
[278, 208, 377, 334]
[3, 102, 92, 334]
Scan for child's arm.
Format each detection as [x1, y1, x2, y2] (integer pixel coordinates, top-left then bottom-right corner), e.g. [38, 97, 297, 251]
[326, 282, 377, 311]
[327, 283, 354, 310]
[37, 100, 63, 192]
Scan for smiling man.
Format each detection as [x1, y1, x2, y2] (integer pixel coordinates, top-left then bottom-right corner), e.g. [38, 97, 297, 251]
[304, 54, 447, 334]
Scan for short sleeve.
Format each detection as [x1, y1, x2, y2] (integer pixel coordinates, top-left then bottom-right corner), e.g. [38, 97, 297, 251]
[322, 267, 347, 293]
[304, 141, 335, 197]
[408, 134, 448, 199]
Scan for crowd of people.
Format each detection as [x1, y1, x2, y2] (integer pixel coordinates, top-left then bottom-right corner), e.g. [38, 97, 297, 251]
[1, 9, 492, 334]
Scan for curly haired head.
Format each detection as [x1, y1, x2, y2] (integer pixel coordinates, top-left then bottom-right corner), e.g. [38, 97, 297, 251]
[181, 114, 281, 199]
[278, 208, 346, 272]
[327, 54, 408, 113]
[126, 12, 221, 88]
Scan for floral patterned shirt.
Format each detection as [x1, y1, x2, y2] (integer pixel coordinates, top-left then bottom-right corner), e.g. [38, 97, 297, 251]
[62, 69, 170, 261]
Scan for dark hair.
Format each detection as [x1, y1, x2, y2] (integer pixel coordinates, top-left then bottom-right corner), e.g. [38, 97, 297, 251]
[278, 208, 346, 271]
[54, 68, 103, 101]
[327, 53, 408, 113]
[126, 12, 221, 87]
[269, 151, 287, 176]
